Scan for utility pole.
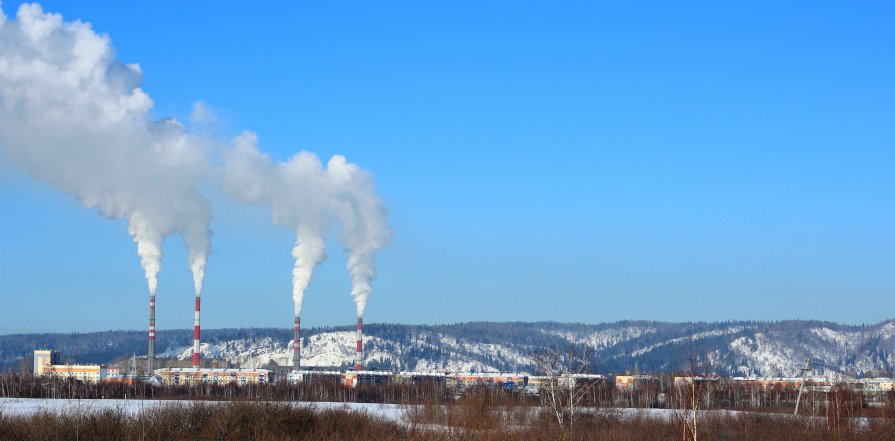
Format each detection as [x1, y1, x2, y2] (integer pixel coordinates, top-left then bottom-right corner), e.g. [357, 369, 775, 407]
[794, 358, 811, 416]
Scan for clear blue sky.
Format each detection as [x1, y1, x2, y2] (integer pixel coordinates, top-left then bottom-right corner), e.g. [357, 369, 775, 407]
[1, 1, 893, 333]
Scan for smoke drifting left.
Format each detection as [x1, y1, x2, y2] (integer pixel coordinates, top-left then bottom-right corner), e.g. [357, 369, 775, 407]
[0, 3, 391, 370]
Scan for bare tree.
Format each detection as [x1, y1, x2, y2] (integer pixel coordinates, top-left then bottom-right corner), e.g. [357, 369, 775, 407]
[675, 353, 715, 441]
[532, 345, 592, 433]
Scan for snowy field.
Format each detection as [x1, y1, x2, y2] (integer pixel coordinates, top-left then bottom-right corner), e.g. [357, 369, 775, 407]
[0, 397, 701, 422]
[0, 398, 408, 423]
[0, 398, 866, 428]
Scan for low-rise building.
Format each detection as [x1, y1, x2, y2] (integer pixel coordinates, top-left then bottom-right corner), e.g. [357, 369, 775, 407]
[730, 376, 831, 389]
[342, 370, 394, 387]
[673, 376, 720, 387]
[34, 349, 112, 384]
[447, 372, 527, 389]
[616, 375, 635, 390]
[287, 369, 343, 384]
[395, 371, 447, 386]
[154, 368, 273, 385]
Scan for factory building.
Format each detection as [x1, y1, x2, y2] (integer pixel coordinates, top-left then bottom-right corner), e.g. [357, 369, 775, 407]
[528, 373, 604, 390]
[343, 370, 394, 387]
[285, 370, 529, 389]
[862, 378, 895, 392]
[448, 372, 527, 389]
[614, 374, 654, 390]
[33, 349, 116, 384]
[396, 371, 447, 386]
[287, 370, 343, 385]
[154, 367, 273, 385]
[729, 376, 829, 389]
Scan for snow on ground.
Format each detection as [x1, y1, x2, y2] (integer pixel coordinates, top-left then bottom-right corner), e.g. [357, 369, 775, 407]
[0, 398, 750, 423]
[2, 398, 866, 428]
[0, 398, 408, 423]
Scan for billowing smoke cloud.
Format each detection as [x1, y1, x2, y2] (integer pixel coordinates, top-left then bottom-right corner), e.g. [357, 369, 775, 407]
[0, 3, 212, 296]
[223, 133, 391, 318]
[223, 132, 330, 317]
[328, 157, 392, 317]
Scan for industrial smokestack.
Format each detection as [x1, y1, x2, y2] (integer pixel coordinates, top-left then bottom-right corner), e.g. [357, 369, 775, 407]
[221, 140, 391, 365]
[148, 294, 155, 374]
[355, 317, 363, 371]
[193, 292, 201, 367]
[0, 5, 215, 377]
[293, 317, 301, 370]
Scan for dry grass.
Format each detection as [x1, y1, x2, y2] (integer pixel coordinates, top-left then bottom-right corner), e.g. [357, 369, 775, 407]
[3, 398, 895, 441]
[0, 401, 405, 441]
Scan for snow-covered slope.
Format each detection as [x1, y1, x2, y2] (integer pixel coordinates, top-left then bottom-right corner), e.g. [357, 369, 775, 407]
[3, 320, 894, 377]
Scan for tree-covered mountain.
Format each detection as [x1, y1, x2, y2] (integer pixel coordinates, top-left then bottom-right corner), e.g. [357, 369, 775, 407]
[2, 320, 893, 378]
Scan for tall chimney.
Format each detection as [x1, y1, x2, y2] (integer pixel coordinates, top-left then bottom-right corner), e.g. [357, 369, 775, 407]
[193, 292, 201, 367]
[148, 293, 155, 374]
[293, 316, 301, 370]
[355, 317, 363, 371]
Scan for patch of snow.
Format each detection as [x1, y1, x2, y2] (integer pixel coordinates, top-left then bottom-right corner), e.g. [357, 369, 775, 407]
[543, 326, 656, 349]
[631, 327, 747, 357]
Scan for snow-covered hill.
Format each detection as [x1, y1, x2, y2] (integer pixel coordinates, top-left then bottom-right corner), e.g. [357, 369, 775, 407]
[3, 320, 894, 377]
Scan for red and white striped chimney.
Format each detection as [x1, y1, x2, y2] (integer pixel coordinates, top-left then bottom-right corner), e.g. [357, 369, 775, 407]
[355, 317, 363, 371]
[148, 293, 156, 373]
[293, 316, 301, 370]
[192, 292, 201, 367]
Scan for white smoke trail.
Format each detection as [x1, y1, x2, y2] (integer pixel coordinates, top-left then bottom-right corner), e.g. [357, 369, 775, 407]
[222, 134, 390, 318]
[223, 132, 331, 317]
[291, 226, 326, 315]
[328, 156, 392, 317]
[0, 4, 212, 296]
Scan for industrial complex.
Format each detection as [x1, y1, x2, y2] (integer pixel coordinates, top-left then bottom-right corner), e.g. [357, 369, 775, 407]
[31, 348, 895, 399]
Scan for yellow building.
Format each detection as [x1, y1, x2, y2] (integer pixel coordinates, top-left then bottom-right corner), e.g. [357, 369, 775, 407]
[615, 375, 635, 390]
[33, 349, 61, 376]
[447, 372, 527, 388]
[154, 368, 273, 385]
[43, 364, 108, 383]
[34, 350, 111, 383]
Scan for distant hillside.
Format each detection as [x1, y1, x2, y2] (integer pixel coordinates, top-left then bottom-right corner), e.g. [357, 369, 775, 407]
[2, 320, 894, 378]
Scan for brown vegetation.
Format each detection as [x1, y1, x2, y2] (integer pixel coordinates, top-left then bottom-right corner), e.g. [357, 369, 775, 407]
[3, 371, 895, 440]
[2, 396, 895, 441]
[0, 401, 406, 441]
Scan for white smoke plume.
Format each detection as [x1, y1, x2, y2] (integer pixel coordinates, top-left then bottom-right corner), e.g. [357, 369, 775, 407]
[223, 132, 331, 316]
[0, 3, 212, 296]
[222, 133, 391, 318]
[328, 156, 392, 317]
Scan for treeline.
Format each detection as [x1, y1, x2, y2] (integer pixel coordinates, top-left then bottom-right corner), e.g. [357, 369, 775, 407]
[2, 371, 894, 419]
[0, 372, 468, 405]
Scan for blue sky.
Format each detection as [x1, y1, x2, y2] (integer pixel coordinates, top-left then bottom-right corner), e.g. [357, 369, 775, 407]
[0, 1, 893, 333]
